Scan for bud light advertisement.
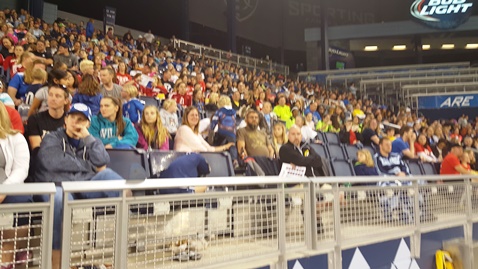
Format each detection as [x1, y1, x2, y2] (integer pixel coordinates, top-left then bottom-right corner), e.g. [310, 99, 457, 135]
[410, 0, 474, 29]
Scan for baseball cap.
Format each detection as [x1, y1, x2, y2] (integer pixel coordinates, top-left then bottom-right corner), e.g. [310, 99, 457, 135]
[59, 43, 69, 49]
[68, 103, 92, 121]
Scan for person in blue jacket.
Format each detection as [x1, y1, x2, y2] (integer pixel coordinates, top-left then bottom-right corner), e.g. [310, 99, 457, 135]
[158, 153, 210, 194]
[354, 149, 379, 176]
[86, 18, 95, 39]
[121, 84, 144, 124]
[89, 96, 138, 149]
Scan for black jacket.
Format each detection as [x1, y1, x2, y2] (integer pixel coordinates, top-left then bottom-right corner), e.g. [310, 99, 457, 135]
[279, 141, 326, 177]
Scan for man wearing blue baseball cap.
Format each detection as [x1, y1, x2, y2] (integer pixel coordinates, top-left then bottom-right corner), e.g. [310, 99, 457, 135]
[33, 103, 126, 269]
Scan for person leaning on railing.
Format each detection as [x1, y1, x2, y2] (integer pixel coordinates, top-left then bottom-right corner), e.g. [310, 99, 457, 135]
[0, 101, 32, 268]
[32, 103, 130, 269]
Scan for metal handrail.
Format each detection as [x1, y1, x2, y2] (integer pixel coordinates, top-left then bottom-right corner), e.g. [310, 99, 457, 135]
[0, 183, 56, 195]
[172, 38, 290, 77]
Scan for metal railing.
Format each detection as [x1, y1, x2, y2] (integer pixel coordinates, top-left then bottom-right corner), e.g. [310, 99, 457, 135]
[297, 62, 470, 86]
[54, 175, 478, 269]
[172, 39, 289, 78]
[0, 183, 56, 269]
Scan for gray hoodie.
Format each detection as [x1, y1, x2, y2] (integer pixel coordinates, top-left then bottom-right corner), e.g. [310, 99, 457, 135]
[34, 128, 110, 183]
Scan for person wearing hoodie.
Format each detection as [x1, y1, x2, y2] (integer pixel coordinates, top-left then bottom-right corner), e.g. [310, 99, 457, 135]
[89, 96, 138, 149]
[71, 74, 102, 115]
[121, 84, 144, 124]
[33, 103, 126, 269]
[210, 95, 238, 164]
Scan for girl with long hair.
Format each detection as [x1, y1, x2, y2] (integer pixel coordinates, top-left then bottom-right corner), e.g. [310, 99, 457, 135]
[135, 105, 170, 150]
[89, 96, 138, 149]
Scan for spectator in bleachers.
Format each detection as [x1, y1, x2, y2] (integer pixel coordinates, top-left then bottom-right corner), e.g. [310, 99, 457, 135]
[33, 103, 127, 269]
[392, 126, 416, 160]
[175, 106, 233, 153]
[415, 133, 438, 163]
[0, 36, 14, 58]
[361, 118, 380, 147]
[440, 143, 475, 175]
[279, 125, 326, 177]
[273, 95, 292, 123]
[272, 122, 287, 155]
[27, 69, 71, 116]
[4, 44, 24, 77]
[339, 116, 359, 145]
[304, 101, 321, 124]
[23, 67, 46, 106]
[32, 39, 53, 65]
[26, 84, 69, 150]
[157, 153, 210, 194]
[431, 138, 448, 162]
[71, 73, 102, 115]
[0, 101, 31, 268]
[136, 105, 169, 150]
[160, 99, 179, 139]
[260, 101, 277, 136]
[374, 137, 410, 177]
[99, 67, 122, 99]
[210, 95, 237, 164]
[79, 59, 94, 76]
[171, 80, 192, 108]
[237, 109, 275, 159]
[7, 51, 34, 106]
[354, 149, 379, 176]
[121, 84, 144, 124]
[116, 61, 131, 85]
[89, 96, 138, 149]
[53, 43, 78, 70]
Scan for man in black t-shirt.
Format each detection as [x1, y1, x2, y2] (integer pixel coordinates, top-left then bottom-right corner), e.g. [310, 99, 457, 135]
[32, 40, 54, 66]
[26, 85, 69, 150]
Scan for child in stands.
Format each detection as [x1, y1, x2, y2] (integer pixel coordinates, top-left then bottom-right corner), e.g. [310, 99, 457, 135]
[121, 84, 144, 124]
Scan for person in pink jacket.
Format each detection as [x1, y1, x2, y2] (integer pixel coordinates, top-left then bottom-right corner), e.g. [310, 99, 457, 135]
[135, 105, 169, 150]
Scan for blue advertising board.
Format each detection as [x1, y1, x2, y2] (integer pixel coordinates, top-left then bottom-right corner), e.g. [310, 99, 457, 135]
[418, 93, 478, 109]
[418, 93, 478, 121]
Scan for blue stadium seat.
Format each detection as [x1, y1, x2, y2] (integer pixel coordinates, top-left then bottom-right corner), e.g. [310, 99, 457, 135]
[324, 132, 340, 144]
[363, 145, 376, 157]
[330, 159, 355, 177]
[344, 144, 360, 160]
[139, 96, 161, 108]
[327, 144, 346, 160]
[106, 149, 150, 179]
[421, 162, 437, 175]
[148, 151, 235, 177]
[310, 143, 328, 158]
[405, 159, 423, 176]
[316, 131, 326, 142]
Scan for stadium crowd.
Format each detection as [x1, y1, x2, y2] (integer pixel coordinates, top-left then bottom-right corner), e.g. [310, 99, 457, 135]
[1, 6, 478, 269]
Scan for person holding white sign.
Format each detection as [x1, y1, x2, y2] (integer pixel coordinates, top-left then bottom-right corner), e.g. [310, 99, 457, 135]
[279, 125, 327, 177]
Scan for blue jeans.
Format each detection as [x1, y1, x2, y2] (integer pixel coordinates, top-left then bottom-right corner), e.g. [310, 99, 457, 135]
[35, 168, 122, 249]
[2, 195, 33, 226]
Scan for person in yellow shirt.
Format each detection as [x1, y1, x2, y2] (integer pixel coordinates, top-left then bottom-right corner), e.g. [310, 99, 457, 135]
[273, 95, 292, 122]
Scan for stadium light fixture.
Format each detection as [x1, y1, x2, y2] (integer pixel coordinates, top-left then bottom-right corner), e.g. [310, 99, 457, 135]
[364, 46, 378, 51]
[465, 44, 478, 49]
[441, 44, 455, 49]
[392, 45, 407, 51]
[422, 44, 431, 50]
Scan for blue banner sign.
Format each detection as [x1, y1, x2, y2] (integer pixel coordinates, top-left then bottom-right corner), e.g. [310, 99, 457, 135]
[418, 94, 478, 109]
[410, 0, 474, 29]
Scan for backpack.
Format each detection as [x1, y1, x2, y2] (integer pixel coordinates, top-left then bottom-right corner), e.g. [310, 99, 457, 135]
[435, 249, 454, 269]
